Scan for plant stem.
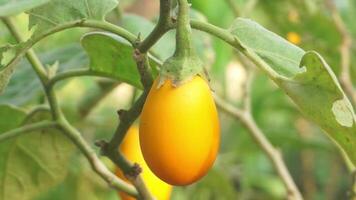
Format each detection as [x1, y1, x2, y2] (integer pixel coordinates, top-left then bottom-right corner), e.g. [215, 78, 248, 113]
[0, 121, 58, 142]
[174, 0, 194, 58]
[137, 0, 173, 53]
[2, 16, 62, 120]
[214, 96, 303, 200]
[57, 118, 138, 197]
[47, 69, 96, 88]
[2, 17, 48, 82]
[107, 91, 149, 154]
[190, 20, 283, 80]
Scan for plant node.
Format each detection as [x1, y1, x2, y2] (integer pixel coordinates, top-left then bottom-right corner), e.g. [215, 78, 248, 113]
[125, 163, 143, 179]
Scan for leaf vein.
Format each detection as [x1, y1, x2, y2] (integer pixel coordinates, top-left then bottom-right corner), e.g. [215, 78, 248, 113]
[84, 0, 92, 18]
[17, 142, 57, 180]
[27, 12, 59, 26]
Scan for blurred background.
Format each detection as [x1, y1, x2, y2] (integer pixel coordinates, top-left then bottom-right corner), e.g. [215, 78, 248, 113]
[0, 0, 355, 199]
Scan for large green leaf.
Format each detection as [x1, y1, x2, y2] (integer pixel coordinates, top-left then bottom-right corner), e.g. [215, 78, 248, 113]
[35, 157, 116, 200]
[230, 18, 356, 164]
[230, 18, 305, 78]
[27, 0, 118, 36]
[81, 32, 160, 88]
[0, 44, 87, 105]
[0, 105, 74, 200]
[0, 0, 49, 17]
[278, 52, 356, 162]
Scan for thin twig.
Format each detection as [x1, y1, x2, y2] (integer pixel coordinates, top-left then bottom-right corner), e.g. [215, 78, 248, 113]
[325, 0, 355, 107]
[241, 64, 254, 111]
[47, 69, 94, 88]
[0, 121, 58, 142]
[295, 118, 317, 200]
[2, 17, 48, 82]
[189, 20, 285, 81]
[349, 170, 356, 200]
[100, 51, 154, 199]
[57, 119, 139, 197]
[214, 95, 303, 200]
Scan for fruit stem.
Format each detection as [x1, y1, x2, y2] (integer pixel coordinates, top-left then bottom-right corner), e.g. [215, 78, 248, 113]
[174, 0, 195, 59]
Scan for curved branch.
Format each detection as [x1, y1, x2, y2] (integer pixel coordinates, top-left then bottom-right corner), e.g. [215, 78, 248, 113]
[137, 0, 173, 53]
[190, 20, 284, 80]
[214, 95, 303, 200]
[0, 121, 58, 142]
[47, 68, 96, 87]
[57, 119, 139, 197]
[2, 17, 48, 82]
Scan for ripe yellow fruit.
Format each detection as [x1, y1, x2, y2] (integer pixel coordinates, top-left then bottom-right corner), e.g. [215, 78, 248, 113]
[286, 32, 301, 45]
[139, 76, 220, 186]
[116, 126, 172, 200]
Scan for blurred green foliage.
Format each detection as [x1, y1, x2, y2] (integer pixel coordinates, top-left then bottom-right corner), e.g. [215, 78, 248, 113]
[0, 0, 355, 200]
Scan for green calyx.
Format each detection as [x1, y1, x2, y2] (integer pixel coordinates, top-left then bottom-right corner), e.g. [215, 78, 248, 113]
[158, 53, 204, 87]
[157, 0, 205, 87]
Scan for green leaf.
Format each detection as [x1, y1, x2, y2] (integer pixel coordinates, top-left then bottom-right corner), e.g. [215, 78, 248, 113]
[0, 0, 50, 17]
[0, 45, 17, 94]
[0, 44, 87, 105]
[0, 40, 32, 94]
[230, 18, 356, 164]
[230, 18, 305, 78]
[81, 32, 160, 88]
[0, 105, 74, 200]
[35, 158, 116, 200]
[27, 0, 118, 36]
[278, 51, 356, 163]
[0, 104, 25, 131]
[0, 63, 14, 94]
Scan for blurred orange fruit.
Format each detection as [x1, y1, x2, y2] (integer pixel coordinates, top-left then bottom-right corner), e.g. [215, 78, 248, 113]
[116, 126, 172, 200]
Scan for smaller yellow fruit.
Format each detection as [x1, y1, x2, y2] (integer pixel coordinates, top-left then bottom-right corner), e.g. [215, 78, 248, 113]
[286, 32, 301, 45]
[115, 126, 172, 200]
